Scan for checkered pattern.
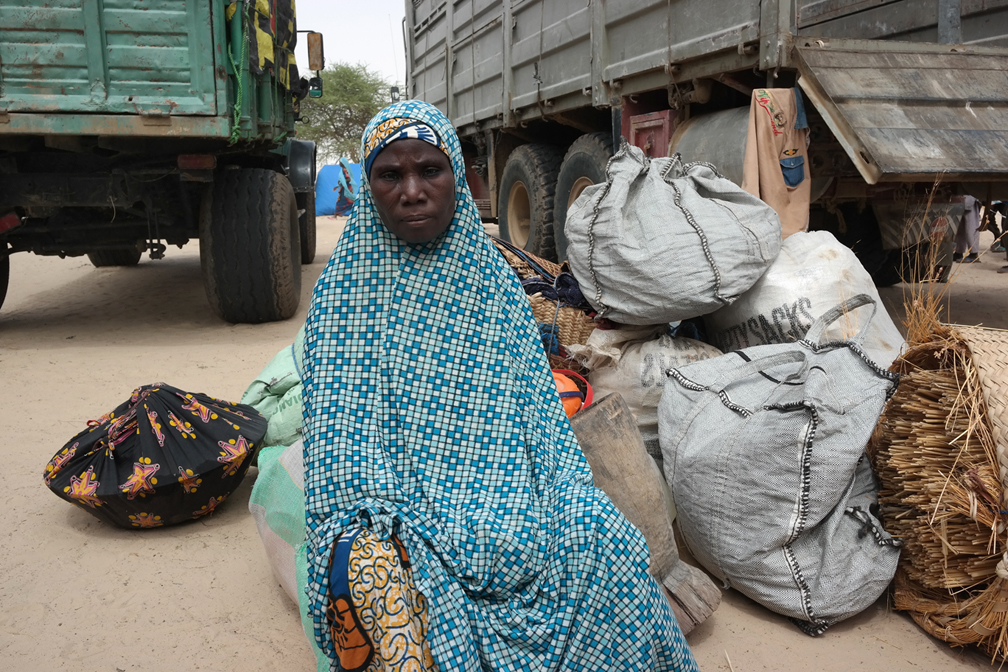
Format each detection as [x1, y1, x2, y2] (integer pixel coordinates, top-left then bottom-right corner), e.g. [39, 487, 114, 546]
[302, 100, 698, 672]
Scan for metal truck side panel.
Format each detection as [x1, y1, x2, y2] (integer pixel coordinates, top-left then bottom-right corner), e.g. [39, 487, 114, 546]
[408, 0, 1008, 133]
[509, 1, 591, 110]
[408, 2, 451, 114]
[406, 0, 761, 131]
[0, 0, 217, 116]
[445, 0, 507, 128]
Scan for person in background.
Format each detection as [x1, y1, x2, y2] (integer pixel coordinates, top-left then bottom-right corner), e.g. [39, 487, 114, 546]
[300, 100, 699, 672]
[953, 194, 982, 263]
[984, 200, 1007, 254]
[983, 201, 1008, 272]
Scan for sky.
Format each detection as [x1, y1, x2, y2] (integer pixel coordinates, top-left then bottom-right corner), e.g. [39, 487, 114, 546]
[293, 0, 408, 87]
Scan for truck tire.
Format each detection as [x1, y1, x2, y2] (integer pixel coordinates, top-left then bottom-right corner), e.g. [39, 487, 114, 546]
[297, 190, 317, 264]
[810, 203, 904, 287]
[554, 132, 612, 261]
[0, 252, 8, 312]
[497, 143, 563, 261]
[200, 168, 301, 323]
[87, 248, 142, 267]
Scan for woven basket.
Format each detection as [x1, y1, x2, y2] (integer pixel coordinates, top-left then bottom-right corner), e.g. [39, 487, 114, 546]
[869, 324, 1008, 660]
[528, 293, 598, 348]
[492, 238, 562, 280]
[491, 237, 597, 361]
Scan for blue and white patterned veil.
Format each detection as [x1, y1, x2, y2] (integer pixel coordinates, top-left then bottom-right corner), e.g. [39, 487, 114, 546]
[301, 100, 696, 672]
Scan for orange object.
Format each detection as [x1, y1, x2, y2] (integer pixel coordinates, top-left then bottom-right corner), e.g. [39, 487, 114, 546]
[553, 370, 595, 419]
[553, 372, 582, 417]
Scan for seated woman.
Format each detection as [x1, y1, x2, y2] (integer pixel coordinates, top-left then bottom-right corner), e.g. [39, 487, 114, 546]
[302, 100, 698, 672]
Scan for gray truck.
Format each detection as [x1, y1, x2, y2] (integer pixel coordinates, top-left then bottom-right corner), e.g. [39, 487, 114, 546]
[405, 0, 1008, 284]
[0, 0, 324, 323]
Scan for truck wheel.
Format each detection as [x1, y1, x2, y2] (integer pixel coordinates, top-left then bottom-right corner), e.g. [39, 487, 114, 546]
[200, 168, 301, 323]
[498, 143, 563, 261]
[554, 132, 612, 261]
[0, 252, 8, 312]
[87, 248, 142, 267]
[297, 190, 317, 264]
[810, 203, 903, 287]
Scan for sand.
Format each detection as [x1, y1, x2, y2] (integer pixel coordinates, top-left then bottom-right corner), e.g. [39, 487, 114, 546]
[1, 220, 1005, 671]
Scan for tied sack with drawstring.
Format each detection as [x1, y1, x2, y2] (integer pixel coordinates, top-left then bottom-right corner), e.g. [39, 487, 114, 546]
[658, 294, 902, 635]
[564, 141, 782, 325]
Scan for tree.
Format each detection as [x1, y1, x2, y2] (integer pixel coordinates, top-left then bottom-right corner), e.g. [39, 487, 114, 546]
[295, 62, 391, 164]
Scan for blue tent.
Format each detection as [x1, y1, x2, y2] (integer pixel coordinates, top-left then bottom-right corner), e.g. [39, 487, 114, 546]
[315, 158, 361, 216]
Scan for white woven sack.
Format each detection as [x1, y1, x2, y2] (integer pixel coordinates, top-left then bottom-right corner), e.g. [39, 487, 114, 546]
[569, 327, 722, 468]
[565, 142, 782, 324]
[249, 440, 329, 672]
[249, 442, 304, 603]
[704, 230, 906, 368]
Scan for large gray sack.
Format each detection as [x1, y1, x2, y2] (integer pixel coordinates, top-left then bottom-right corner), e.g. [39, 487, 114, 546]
[658, 294, 902, 635]
[565, 142, 782, 324]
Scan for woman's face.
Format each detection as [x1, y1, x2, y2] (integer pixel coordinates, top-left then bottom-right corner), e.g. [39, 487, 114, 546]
[369, 139, 455, 244]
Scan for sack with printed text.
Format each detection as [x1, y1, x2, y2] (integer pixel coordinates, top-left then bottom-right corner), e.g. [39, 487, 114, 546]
[703, 230, 905, 368]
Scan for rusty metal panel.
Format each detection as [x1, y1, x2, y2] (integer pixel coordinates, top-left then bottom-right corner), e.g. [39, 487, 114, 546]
[0, 0, 216, 116]
[795, 39, 1008, 183]
[0, 111, 230, 137]
[306, 32, 324, 71]
[629, 110, 675, 158]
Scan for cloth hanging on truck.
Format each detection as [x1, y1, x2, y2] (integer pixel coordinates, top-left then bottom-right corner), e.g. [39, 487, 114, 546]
[239, 0, 298, 90]
[741, 87, 811, 239]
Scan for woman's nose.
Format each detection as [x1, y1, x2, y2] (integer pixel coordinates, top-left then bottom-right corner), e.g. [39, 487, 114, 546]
[400, 173, 427, 203]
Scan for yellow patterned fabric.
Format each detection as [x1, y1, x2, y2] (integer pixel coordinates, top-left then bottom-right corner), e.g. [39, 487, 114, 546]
[326, 528, 437, 672]
[362, 118, 413, 163]
[361, 118, 448, 180]
[244, 0, 297, 89]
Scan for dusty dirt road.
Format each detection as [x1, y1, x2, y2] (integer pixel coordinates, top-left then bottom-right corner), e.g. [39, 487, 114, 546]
[1, 220, 1005, 671]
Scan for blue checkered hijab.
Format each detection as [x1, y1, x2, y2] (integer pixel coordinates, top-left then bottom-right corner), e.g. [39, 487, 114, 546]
[302, 100, 697, 672]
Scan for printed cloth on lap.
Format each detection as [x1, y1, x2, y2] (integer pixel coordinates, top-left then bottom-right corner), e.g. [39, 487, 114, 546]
[302, 100, 698, 672]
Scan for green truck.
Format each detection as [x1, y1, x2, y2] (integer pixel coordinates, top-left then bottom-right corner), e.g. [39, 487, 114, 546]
[0, 0, 324, 323]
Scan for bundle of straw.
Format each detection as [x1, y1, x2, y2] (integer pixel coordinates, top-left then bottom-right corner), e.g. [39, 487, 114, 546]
[869, 311, 1008, 659]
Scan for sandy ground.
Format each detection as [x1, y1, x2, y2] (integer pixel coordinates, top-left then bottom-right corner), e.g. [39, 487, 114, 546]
[1, 219, 1006, 672]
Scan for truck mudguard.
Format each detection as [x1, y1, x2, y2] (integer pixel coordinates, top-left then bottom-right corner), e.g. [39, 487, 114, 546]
[285, 139, 317, 193]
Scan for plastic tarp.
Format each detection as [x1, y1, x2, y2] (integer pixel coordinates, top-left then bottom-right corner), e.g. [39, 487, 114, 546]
[315, 159, 360, 216]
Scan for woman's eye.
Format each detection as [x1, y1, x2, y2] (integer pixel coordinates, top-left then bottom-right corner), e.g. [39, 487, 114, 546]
[379, 171, 399, 181]
[423, 166, 442, 177]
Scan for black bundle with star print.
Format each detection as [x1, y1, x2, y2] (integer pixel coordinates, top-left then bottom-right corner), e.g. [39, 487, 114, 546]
[43, 383, 267, 529]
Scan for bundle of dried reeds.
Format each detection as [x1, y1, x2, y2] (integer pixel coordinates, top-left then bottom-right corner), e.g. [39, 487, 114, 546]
[869, 237, 1008, 660]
